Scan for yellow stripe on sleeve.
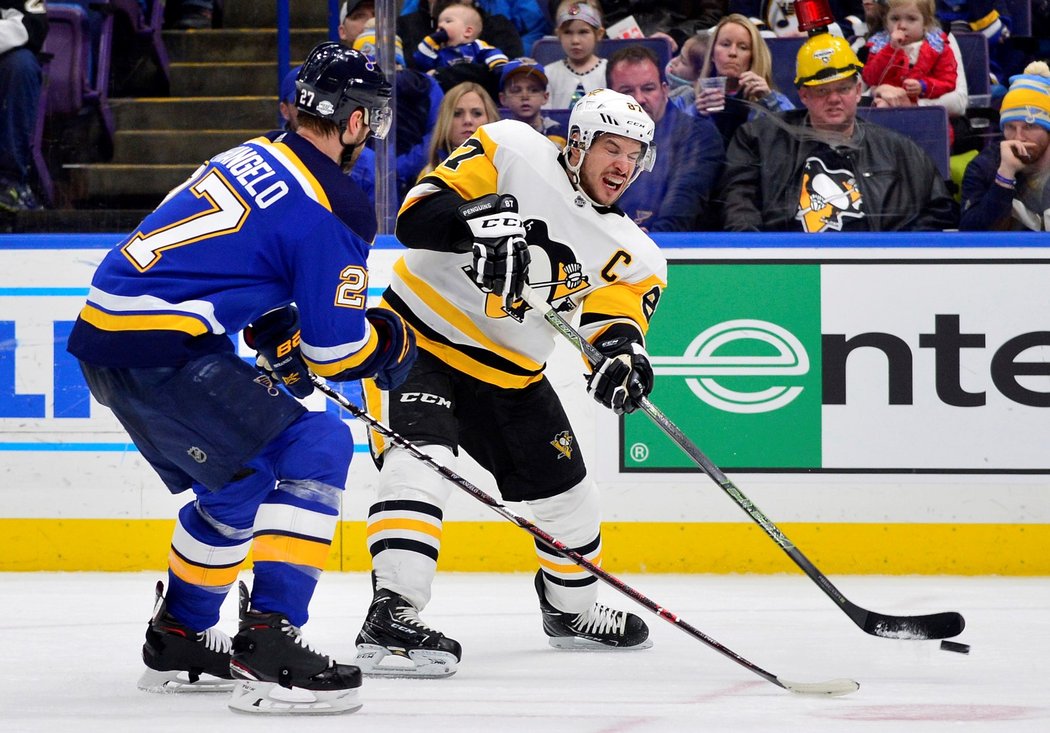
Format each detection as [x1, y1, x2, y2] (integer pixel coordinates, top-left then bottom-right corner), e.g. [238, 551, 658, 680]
[79, 304, 210, 335]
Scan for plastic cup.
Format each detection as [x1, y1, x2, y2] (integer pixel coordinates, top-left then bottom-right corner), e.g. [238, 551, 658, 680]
[699, 76, 727, 112]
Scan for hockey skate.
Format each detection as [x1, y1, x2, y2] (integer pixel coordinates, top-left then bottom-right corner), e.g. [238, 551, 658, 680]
[535, 571, 653, 650]
[228, 581, 362, 715]
[137, 580, 234, 693]
[354, 587, 462, 678]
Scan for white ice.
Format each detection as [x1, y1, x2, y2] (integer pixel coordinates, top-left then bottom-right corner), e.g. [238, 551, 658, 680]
[1, 572, 1047, 732]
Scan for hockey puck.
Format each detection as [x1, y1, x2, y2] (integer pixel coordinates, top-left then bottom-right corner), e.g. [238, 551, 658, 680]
[939, 640, 970, 654]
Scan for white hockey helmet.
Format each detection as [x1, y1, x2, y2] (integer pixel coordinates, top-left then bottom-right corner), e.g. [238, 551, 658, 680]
[564, 88, 657, 183]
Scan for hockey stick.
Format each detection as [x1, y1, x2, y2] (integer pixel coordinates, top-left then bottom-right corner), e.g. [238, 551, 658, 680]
[518, 285, 964, 641]
[311, 374, 858, 697]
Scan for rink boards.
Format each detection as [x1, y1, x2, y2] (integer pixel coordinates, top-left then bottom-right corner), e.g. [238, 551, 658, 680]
[1, 233, 1048, 574]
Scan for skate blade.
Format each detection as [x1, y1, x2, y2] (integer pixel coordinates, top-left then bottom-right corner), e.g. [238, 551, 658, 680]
[228, 680, 362, 715]
[137, 667, 235, 693]
[547, 636, 654, 651]
[355, 644, 458, 679]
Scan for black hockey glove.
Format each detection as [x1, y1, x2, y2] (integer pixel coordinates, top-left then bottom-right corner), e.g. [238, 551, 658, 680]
[586, 336, 654, 415]
[244, 305, 314, 399]
[457, 193, 531, 310]
[366, 307, 418, 391]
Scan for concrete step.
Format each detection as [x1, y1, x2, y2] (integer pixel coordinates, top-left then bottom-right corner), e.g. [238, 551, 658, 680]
[163, 28, 321, 63]
[113, 96, 274, 130]
[66, 163, 198, 206]
[224, 1, 330, 28]
[6, 207, 153, 234]
[170, 61, 284, 97]
[111, 130, 260, 164]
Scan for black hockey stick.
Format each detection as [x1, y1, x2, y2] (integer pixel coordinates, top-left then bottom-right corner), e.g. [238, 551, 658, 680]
[311, 374, 858, 697]
[518, 285, 964, 641]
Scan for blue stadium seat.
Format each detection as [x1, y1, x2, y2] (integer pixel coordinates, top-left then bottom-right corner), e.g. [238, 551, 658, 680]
[1006, 0, 1032, 37]
[857, 106, 950, 179]
[766, 36, 806, 107]
[952, 32, 990, 98]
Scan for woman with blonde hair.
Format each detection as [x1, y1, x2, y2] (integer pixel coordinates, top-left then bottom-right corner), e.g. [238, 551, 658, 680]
[421, 81, 501, 177]
[693, 13, 794, 144]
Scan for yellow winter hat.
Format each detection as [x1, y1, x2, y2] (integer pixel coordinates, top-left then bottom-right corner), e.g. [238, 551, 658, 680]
[999, 61, 1050, 132]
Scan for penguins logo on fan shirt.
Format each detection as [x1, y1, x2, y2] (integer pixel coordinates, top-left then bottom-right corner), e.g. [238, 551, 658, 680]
[795, 157, 864, 233]
[550, 431, 574, 460]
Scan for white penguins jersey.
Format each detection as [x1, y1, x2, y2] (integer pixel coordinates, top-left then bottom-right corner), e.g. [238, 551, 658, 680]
[391, 119, 667, 389]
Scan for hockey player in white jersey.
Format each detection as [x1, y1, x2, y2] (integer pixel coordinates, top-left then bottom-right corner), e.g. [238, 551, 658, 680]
[353, 89, 668, 678]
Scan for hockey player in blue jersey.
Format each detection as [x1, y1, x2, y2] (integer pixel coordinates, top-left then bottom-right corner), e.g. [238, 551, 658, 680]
[66, 42, 416, 715]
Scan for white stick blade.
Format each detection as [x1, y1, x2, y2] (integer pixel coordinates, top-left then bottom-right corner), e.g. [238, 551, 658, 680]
[780, 677, 860, 697]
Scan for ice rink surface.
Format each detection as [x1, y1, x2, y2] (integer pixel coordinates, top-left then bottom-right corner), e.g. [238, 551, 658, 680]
[1, 571, 1047, 732]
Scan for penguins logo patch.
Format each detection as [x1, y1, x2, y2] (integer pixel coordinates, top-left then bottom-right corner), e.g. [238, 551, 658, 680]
[550, 431, 574, 460]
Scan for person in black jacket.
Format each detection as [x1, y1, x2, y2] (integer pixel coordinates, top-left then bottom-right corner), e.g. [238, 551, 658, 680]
[0, 0, 47, 212]
[717, 30, 957, 231]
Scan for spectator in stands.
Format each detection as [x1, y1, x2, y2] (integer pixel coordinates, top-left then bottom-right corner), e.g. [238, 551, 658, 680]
[851, 0, 888, 60]
[414, 3, 508, 71]
[413, 1, 509, 99]
[864, 0, 958, 106]
[667, 30, 711, 111]
[960, 61, 1050, 230]
[934, 0, 1016, 89]
[399, 1, 528, 64]
[717, 30, 957, 231]
[354, 24, 445, 202]
[0, 0, 47, 213]
[693, 14, 795, 145]
[498, 59, 566, 146]
[168, 0, 215, 30]
[607, 44, 726, 230]
[545, 1, 608, 109]
[590, 0, 725, 49]
[338, 1, 375, 45]
[421, 81, 501, 177]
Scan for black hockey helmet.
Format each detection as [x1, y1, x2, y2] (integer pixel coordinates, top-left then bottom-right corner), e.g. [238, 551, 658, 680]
[295, 42, 393, 139]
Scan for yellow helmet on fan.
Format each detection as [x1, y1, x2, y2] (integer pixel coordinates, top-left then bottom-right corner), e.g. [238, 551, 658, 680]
[794, 32, 863, 87]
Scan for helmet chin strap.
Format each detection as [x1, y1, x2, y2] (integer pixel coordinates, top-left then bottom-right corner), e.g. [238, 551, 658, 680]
[564, 142, 605, 208]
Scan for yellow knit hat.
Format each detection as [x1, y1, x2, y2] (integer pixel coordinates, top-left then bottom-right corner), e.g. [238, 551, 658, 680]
[999, 61, 1050, 132]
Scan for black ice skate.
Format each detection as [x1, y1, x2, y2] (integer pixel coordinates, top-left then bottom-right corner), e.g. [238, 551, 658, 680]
[535, 571, 653, 650]
[228, 581, 362, 715]
[354, 587, 462, 678]
[137, 580, 234, 693]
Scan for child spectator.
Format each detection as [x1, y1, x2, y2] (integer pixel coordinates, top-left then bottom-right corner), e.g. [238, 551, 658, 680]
[498, 59, 566, 146]
[545, 1, 607, 109]
[413, 3, 509, 74]
[667, 30, 710, 111]
[0, 0, 47, 212]
[864, 0, 958, 104]
[421, 81, 501, 177]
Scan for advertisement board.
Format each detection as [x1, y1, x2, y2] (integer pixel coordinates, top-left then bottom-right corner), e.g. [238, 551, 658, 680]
[625, 256, 1050, 473]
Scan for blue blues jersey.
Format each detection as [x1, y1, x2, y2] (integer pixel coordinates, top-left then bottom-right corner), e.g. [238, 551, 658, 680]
[68, 130, 386, 381]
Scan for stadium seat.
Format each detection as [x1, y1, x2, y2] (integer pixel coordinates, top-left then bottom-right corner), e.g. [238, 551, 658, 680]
[766, 36, 807, 107]
[529, 37, 672, 75]
[43, 3, 115, 150]
[1006, 0, 1032, 37]
[857, 105, 951, 179]
[952, 31, 990, 99]
[110, 0, 170, 89]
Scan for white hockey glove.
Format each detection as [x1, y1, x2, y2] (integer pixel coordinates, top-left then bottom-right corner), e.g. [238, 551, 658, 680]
[586, 336, 654, 415]
[457, 193, 530, 310]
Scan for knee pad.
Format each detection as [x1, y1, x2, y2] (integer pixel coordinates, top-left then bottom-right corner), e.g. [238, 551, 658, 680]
[526, 477, 601, 547]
